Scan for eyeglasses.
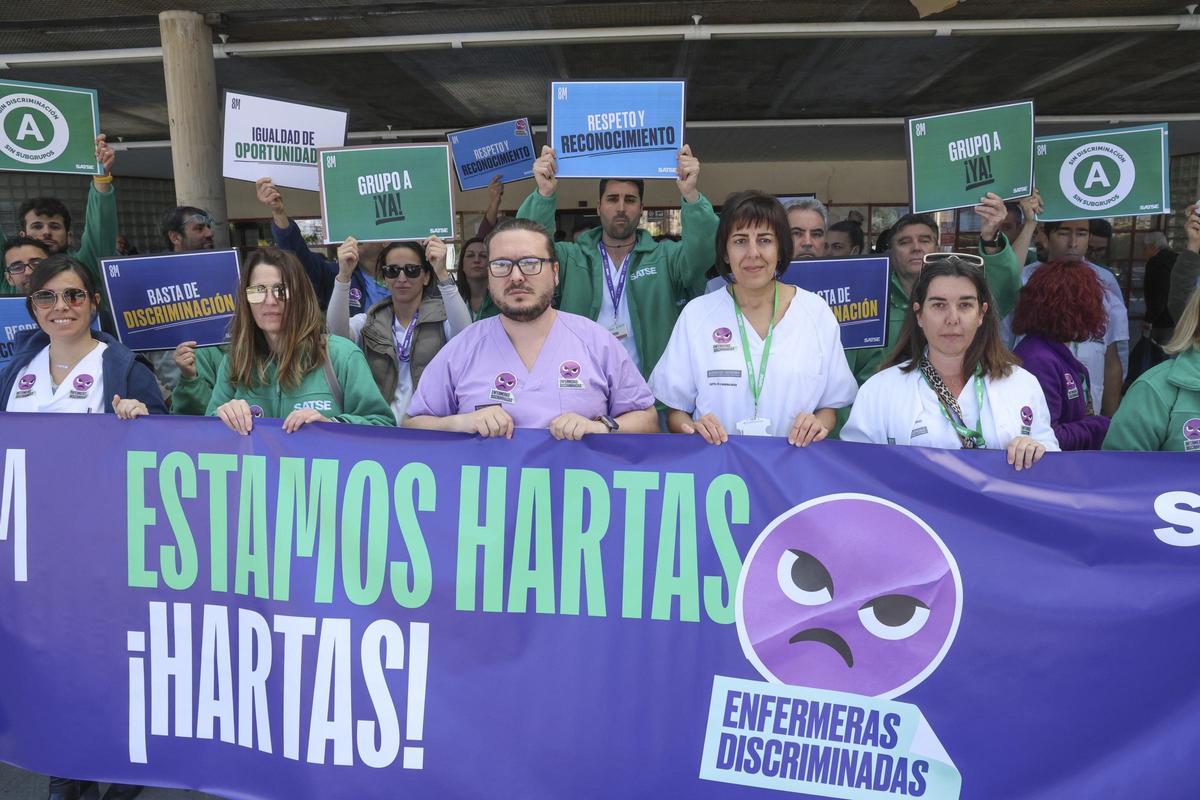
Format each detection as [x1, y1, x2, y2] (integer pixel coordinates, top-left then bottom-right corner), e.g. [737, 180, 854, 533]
[5, 258, 41, 276]
[30, 288, 90, 309]
[923, 252, 984, 268]
[381, 263, 424, 280]
[183, 213, 215, 229]
[488, 257, 555, 278]
[246, 284, 289, 303]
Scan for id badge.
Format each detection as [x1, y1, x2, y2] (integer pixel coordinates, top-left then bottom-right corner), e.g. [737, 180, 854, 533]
[609, 322, 629, 341]
[736, 417, 772, 436]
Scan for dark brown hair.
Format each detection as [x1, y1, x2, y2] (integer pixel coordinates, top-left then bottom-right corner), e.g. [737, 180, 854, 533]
[228, 247, 326, 389]
[714, 190, 794, 281]
[882, 255, 1020, 379]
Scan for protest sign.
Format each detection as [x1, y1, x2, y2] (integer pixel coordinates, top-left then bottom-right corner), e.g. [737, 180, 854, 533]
[447, 118, 535, 191]
[0, 418, 1198, 799]
[781, 256, 890, 349]
[318, 144, 455, 244]
[907, 101, 1034, 213]
[0, 78, 101, 176]
[0, 297, 37, 371]
[222, 91, 348, 191]
[1034, 124, 1170, 221]
[101, 250, 240, 351]
[549, 79, 686, 179]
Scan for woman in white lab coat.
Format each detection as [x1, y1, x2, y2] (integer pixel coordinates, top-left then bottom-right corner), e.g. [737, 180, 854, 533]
[842, 253, 1058, 470]
[650, 190, 856, 446]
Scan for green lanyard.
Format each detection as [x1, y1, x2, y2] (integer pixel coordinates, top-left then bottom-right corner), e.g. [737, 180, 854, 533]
[730, 283, 778, 419]
[925, 370, 987, 449]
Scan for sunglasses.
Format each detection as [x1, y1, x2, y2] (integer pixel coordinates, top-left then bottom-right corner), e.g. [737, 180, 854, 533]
[488, 257, 555, 278]
[381, 263, 424, 280]
[183, 213, 216, 229]
[5, 258, 42, 276]
[246, 284, 289, 303]
[923, 252, 984, 268]
[30, 287, 90, 309]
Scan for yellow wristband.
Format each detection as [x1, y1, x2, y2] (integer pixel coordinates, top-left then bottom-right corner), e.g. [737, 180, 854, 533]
[93, 174, 113, 184]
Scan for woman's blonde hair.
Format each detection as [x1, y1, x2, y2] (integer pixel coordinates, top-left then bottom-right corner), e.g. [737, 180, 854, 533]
[1164, 286, 1200, 355]
[228, 247, 326, 389]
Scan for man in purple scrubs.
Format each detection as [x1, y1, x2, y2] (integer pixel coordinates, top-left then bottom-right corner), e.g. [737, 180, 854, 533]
[404, 219, 658, 439]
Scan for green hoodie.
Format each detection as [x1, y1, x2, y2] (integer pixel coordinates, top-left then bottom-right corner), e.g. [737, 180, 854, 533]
[205, 335, 395, 426]
[171, 345, 227, 416]
[517, 189, 718, 378]
[1103, 348, 1200, 452]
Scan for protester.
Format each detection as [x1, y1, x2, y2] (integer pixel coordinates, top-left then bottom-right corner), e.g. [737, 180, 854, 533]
[475, 174, 506, 239]
[207, 248, 394, 432]
[116, 233, 138, 256]
[1167, 204, 1200, 325]
[786, 198, 829, 259]
[4, 135, 118, 298]
[1088, 218, 1113, 265]
[1006, 218, 1128, 415]
[1011, 261, 1111, 450]
[2, 236, 49, 294]
[255, 176, 383, 316]
[1104, 284, 1200, 452]
[1001, 197, 1039, 265]
[160, 205, 214, 251]
[455, 236, 497, 320]
[327, 235, 470, 424]
[826, 220, 864, 257]
[651, 191, 856, 445]
[842, 253, 1058, 470]
[405, 219, 657, 438]
[1142, 231, 1178, 340]
[517, 144, 718, 377]
[845, 194, 1021, 385]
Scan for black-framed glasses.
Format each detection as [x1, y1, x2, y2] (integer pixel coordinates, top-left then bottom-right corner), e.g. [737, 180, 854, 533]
[381, 263, 424, 280]
[30, 288, 90, 309]
[923, 252, 984, 269]
[488, 257, 555, 278]
[246, 284, 289, 304]
[5, 258, 41, 276]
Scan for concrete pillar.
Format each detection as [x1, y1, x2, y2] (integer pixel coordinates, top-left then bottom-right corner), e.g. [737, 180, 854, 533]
[159, 10, 229, 249]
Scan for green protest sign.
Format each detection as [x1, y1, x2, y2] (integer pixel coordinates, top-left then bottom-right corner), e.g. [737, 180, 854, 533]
[0, 78, 101, 176]
[1034, 124, 1170, 221]
[318, 144, 456, 243]
[906, 101, 1034, 213]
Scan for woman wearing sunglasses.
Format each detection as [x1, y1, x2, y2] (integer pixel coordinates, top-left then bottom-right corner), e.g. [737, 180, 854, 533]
[0, 254, 165, 417]
[842, 253, 1059, 470]
[207, 247, 394, 433]
[327, 236, 471, 424]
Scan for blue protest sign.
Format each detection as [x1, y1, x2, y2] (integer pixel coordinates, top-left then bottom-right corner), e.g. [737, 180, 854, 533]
[100, 249, 240, 351]
[549, 79, 686, 179]
[0, 418, 1198, 799]
[781, 256, 890, 349]
[447, 118, 536, 191]
[0, 297, 37, 371]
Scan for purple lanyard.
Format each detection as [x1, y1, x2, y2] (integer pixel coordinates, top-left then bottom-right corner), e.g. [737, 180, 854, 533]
[393, 310, 419, 363]
[598, 242, 631, 314]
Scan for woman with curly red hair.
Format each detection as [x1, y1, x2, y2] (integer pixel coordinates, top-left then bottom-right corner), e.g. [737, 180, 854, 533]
[1011, 259, 1110, 449]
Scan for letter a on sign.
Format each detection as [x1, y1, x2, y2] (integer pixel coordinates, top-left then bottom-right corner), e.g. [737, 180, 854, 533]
[15, 114, 45, 143]
[1084, 162, 1111, 189]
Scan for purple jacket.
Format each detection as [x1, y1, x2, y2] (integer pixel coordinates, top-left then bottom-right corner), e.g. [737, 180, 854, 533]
[1013, 333, 1110, 450]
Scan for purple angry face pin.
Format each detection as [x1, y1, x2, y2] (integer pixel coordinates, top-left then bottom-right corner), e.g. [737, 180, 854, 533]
[72, 374, 94, 393]
[713, 327, 733, 345]
[249, 404, 264, 419]
[1184, 419, 1200, 441]
[1020, 406, 1033, 426]
[17, 374, 35, 391]
[736, 494, 962, 699]
[559, 361, 581, 380]
[495, 372, 517, 392]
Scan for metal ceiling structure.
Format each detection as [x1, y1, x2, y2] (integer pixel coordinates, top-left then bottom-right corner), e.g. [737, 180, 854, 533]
[3, 1, 1199, 173]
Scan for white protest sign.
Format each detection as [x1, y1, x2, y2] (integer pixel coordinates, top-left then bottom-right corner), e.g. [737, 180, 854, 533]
[222, 91, 348, 191]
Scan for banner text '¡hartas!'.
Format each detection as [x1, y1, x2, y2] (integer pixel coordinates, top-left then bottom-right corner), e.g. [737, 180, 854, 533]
[126, 452, 748, 624]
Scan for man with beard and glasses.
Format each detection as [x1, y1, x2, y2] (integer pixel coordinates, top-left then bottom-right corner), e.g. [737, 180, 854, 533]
[515, 144, 718, 378]
[404, 219, 658, 439]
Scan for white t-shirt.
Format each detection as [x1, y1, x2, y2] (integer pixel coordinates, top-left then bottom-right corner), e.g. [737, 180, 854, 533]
[1004, 260, 1129, 411]
[6, 343, 108, 414]
[650, 285, 857, 437]
[594, 246, 639, 369]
